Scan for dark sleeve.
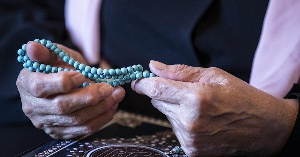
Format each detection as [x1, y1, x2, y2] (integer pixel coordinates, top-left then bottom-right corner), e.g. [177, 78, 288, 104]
[280, 84, 300, 156]
[0, 0, 76, 124]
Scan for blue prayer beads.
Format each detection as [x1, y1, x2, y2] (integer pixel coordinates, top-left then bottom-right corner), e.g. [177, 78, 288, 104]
[17, 39, 156, 87]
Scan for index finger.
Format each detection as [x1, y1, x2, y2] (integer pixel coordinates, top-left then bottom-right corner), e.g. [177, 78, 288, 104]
[17, 69, 86, 98]
[131, 77, 195, 104]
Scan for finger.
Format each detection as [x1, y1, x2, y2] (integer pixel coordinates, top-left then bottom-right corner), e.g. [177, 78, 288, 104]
[37, 86, 124, 126]
[132, 77, 198, 104]
[149, 60, 205, 82]
[44, 83, 116, 114]
[26, 41, 57, 64]
[26, 41, 87, 66]
[17, 69, 85, 98]
[44, 106, 118, 139]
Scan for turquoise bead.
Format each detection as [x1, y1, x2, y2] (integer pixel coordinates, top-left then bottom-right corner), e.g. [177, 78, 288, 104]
[46, 43, 52, 49]
[115, 68, 121, 75]
[137, 64, 143, 72]
[63, 55, 70, 63]
[29, 67, 34, 72]
[109, 69, 115, 75]
[17, 49, 25, 56]
[93, 74, 99, 79]
[22, 44, 27, 51]
[88, 73, 93, 78]
[68, 58, 75, 66]
[23, 55, 29, 61]
[119, 80, 125, 85]
[130, 73, 136, 80]
[51, 67, 58, 73]
[39, 64, 46, 71]
[40, 39, 46, 45]
[45, 65, 51, 73]
[127, 66, 133, 73]
[82, 82, 88, 87]
[33, 62, 40, 69]
[23, 63, 27, 68]
[85, 66, 91, 73]
[17, 56, 24, 62]
[121, 67, 127, 74]
[91, 67, 97, 74]
[135, 72, 142, 79]
[103, 69, 109, 75]
[58, 51, 66, 58]
[54, 48, 61, 55]
[125, 78, 131, 83]
[50, 45, 57, 51]
[82, 71, 88, 77]
[18, 39, 157, 88]
[26, 60, 33, 67]
[57, 67, 64, 72]
[74, 61, 80, 69]
[97, 68, 103, 75]
[118, 75, 124, 79]
[113, 80, 119, 86]
[107, 80, 113, 86]
[143, 70, 150, 78]
[132, 65, 138, 72]
[79, 64, 85, 70]
[150, 73, 156, 77]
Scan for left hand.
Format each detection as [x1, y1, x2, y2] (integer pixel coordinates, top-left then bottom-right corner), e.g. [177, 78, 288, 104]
[132, 60, 298, 156]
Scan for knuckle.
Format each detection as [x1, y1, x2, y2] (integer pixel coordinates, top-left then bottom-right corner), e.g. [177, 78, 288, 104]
[56, 73, 73, 92]
[22, 104, 34, 115]
[174, 64, 189, 74]
[85, 90, 99, 105]
[30, 80, 46, 98]
[16, 69, 27, 89]
[188, 90, 212, 106]
[32, 119, 44, 129]
[149, 79, 164, 99]
[52, 98, 69, 114]
[70, 116, 83, 125]
[82, 125, 95, 135]
[49, 133, 61, 139]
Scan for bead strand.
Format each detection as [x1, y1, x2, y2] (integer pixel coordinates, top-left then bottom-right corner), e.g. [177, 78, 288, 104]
[17, 39, 156, 87]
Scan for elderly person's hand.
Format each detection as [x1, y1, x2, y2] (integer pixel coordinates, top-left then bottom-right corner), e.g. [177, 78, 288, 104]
[132, 60, 299, 156]
[16, 42, 125, 139]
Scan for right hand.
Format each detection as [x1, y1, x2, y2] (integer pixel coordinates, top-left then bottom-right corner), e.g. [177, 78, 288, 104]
[16, 41, 125, 139]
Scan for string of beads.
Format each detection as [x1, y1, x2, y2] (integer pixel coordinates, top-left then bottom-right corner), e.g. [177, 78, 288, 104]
[17, 39, 156, 87]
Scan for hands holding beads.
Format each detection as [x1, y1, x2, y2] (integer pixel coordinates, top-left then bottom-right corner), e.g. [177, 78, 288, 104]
[16, 42, 125, 139]
[132, 60, 299, 156]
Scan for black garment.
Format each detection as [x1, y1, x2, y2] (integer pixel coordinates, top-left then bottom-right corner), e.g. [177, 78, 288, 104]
[280, 84, 300, 156]
[0, 0, 74, 156]
[0, 0, 76, 125]
[101, 0, 269, 119]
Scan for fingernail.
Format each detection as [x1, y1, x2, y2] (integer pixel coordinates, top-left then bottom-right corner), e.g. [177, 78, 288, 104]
[112, 87, 125, 103]
[99, 83, 113, 97]
[150, 60, 167, 71]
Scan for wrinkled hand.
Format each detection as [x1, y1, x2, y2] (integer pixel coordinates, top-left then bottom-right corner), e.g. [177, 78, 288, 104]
[132, 61, 298, 156]
[16, 42, 125, 139]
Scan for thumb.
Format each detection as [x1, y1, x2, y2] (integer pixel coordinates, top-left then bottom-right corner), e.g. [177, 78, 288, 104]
[26, 41, 87, 66]
[149, 60, 205, 82]
[26, 41, 56, 65]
